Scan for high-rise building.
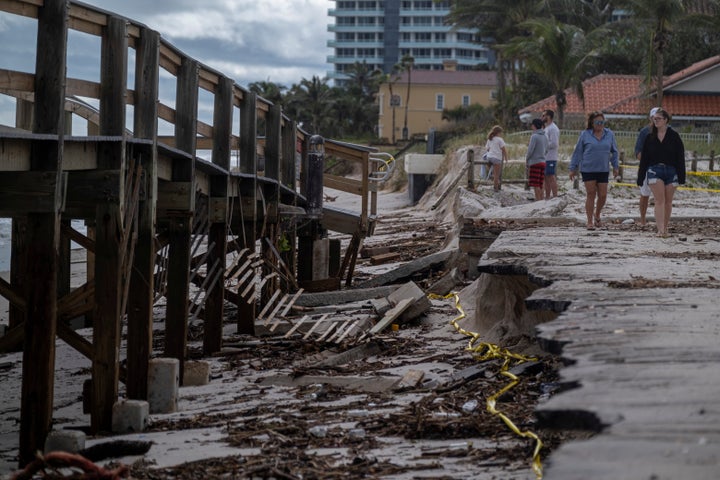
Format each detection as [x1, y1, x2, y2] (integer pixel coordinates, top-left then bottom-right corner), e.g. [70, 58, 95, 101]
[327, 0, 491, 86]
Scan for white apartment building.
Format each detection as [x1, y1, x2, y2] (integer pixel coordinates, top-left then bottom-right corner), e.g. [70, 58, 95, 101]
[327, 0, 491, 85]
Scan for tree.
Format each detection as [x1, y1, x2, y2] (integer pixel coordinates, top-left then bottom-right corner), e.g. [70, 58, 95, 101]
[399, 55, 414, 140]
[284, 76, 334, 135]
[248, 80, 286, 106]
[445, 0, 552, 125]
[502, 18, 599, 126]
[618, 0, 719, 105]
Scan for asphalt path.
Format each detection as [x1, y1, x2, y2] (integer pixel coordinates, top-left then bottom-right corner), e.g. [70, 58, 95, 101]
[480, 226, 720, 480]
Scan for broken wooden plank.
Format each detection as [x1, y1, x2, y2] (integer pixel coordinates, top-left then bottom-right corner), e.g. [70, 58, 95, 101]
[302, 314, 329, 340]
[393, 369, 425, 391]
[335, 319, 361, 343]
[315, 322, 338, 342]
[263, 293, 290, 326]
[360, 245, 394, 258]
[368, 297, 413, 335]
[370, 252, 402, 265]
[283, 315, 309, 338]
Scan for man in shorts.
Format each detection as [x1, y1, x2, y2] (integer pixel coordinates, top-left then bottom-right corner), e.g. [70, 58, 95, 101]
[634, 107, 659, 226]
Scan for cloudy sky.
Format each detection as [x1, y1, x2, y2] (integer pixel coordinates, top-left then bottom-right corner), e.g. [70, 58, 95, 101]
[0, 0, 331, 89]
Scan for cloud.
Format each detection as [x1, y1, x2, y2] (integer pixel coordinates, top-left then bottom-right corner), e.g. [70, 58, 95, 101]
[86, 0, 331, 87]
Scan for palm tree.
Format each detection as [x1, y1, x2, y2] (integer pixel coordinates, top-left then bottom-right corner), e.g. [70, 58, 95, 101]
[445, 0, 551, 125]
[618, 0, 719, 105]
[285, 76, 333, 135]
[399, 55, 414, 140]
[247, 80, 286, 106]
[383, 71, 402, 144]
[502, 18, 599, 126]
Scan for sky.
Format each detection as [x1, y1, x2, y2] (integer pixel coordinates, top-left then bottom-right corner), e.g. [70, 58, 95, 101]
[0, 0, 331, 89]
[0, 0, 333, 129]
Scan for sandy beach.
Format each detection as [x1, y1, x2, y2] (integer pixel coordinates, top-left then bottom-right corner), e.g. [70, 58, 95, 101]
[1, 147, 720, 478]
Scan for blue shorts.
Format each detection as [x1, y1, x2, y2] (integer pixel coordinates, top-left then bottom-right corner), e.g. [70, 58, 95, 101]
[581, 171, 609, 183]
[647, 164, 679, 187]
[545, 160, 557, 176]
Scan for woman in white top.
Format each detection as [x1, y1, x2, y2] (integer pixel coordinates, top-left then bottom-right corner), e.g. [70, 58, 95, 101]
[485, 125, 508, 192]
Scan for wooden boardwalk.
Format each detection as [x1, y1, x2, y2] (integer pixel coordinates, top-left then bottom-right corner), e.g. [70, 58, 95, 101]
[0, 0, 389, 466]
[480, 227, 720, 479]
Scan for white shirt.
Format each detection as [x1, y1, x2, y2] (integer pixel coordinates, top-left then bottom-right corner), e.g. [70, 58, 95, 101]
[545, 121, 559, 161]
[486, 136, 505, 160]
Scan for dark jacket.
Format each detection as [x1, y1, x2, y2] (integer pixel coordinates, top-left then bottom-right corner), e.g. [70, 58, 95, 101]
[637, 127, 686, 185]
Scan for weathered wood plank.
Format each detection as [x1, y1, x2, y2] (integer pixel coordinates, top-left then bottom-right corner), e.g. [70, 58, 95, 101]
[164, 57, 199, 382]
[236, 91, 258, 334]
[18, 0, 67, 467]
[0, 171, 66, 215]
[90, 14, 127, 434]
[203, 75, 233, 356]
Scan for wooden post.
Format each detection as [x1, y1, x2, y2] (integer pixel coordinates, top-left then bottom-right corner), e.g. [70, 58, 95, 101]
[165, 57, 198, 381]
[709, 150, 715, 171]
[9, 99, 33, 333]
[19, 0, 67, 467]
[467, 149, 475, 190]
[236, 91, 258, 335]
[281, 119, 298, 284]
[58, 112, 73, 302]
[691, 151, 697, 172]
[91, 15, 128, 433]
[126, 26, 160, 401]
[204, 76, 233, 355]
[262, 104, 282, 303]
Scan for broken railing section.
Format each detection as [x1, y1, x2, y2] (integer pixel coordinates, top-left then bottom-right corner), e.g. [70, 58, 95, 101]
[244, 281, 430, 346]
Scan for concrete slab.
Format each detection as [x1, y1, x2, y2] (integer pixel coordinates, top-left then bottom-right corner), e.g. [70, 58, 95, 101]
[480, 226, 720, 479]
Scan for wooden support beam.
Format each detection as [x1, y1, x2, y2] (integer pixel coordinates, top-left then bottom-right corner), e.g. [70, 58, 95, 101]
[164, 56, 199, 381]
[125, 29, 160, 401]
[0, 170, 67, 215]
[18, 0, 68, 467]
[236, 91, 258, 335]
[203, 75, 233, 355]
[91, 15, 127, 434]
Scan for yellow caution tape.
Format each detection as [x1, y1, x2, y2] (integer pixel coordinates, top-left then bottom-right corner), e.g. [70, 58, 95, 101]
[429, 292, 544, 479]
[621, 164, 720, 177]
[614, 181, 720, 193]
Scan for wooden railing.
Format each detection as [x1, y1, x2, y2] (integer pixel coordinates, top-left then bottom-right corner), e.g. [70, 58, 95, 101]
[0, 0, 381, 467]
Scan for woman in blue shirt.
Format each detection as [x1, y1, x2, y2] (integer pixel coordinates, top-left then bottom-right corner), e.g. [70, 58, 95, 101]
[569, 111, 620, 230]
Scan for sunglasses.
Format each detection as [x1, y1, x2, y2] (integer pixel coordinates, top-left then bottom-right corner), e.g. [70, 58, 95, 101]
[594, 120, 605, 125]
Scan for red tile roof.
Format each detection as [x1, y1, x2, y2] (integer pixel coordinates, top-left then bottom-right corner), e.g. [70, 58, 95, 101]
[519, 56, 720, 119]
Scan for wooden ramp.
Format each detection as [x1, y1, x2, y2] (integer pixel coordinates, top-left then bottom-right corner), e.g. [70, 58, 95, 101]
[480, 227, 720, 480]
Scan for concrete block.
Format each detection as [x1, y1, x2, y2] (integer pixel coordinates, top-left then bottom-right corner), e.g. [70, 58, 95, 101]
[404, 154, 443, 174]
[183, 360, 210, 386]
[388, 281, 432, 322]
[147, 358, 179, 414]
[44, 429, 86, 454]
[370, 297, 391, 316]
[112, 399, 149, 433]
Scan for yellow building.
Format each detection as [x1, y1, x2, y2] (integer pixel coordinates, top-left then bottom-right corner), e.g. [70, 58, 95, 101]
[377, 67, 497, 141]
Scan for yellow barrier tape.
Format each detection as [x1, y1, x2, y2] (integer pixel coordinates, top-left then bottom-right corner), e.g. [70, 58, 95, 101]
[621, 164, 720, 177]
[614, 181, 720, 193]
[429, 292, 544, 479]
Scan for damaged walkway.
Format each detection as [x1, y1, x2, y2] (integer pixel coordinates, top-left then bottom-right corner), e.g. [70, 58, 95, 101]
[480, 225, 720, 480]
